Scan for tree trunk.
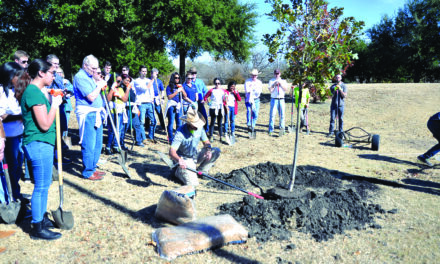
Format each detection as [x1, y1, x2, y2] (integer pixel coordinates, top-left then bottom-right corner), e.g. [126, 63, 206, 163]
[179, 48, 187, 79]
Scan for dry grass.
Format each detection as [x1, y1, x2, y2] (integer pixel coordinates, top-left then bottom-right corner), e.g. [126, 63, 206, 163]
[1, 83, 439, 263]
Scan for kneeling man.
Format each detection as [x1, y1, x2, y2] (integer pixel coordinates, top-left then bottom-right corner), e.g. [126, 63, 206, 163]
[169, 108, 221, 186]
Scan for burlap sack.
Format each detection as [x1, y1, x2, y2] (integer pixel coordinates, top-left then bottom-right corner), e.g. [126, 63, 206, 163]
[155, 185, 196, 225]
[152, 214, 248, 260]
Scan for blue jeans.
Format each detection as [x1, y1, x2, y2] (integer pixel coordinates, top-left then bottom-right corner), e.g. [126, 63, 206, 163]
[128, 107, 144, 144]
[4, 135, 24, 201]
[329, 104, 344, 133]
[167, 106, 182, 143]
[224, 106, 236, 133]
[23, 141, 54, 223]
[81, 112, 103, 178]
[245, 98, 260, 128]
[138, 103, 156, 140]
[107, 113, 127, 149]
[268, 99, 285, 132]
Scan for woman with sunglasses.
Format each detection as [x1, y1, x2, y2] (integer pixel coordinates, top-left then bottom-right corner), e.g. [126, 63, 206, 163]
[166, 72, 192, 143]
[203, 78, 226, 142]
[15, 59, 63, 240]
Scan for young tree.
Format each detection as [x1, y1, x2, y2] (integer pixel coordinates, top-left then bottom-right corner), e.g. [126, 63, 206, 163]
[264, 0, 364, 100]
[264, 0, 364, 191]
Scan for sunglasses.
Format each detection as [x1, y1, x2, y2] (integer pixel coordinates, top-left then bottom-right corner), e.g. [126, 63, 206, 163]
[191, 72, 197, 74]
[20, 60, 28, 64]
[175, 77, 180, 79]
[215, 82, 221, 85]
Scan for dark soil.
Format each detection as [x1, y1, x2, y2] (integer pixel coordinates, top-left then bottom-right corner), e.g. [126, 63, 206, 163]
[208, 162, 389, 242]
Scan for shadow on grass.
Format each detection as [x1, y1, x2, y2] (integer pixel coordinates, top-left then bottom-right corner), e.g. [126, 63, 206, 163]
[63, 178, 166, 228]
[212, 248, 260, 264]
[335, 170, 440, 196]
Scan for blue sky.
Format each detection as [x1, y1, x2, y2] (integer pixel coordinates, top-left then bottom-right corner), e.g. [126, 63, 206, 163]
[251, 0, 408, 44]
[177, 0, 408, 65]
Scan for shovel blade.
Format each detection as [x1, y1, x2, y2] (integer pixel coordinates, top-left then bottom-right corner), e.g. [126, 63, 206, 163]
[0, 201, 21, 224]
[225, 134, 231, 145]
[117, 151, 131, 178]
[52, 207, 74, 230]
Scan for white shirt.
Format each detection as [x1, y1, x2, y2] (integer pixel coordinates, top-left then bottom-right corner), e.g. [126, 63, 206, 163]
[208, 88, 225, 110]
[134, 77, 154, 103]
[268, 78, 288, 99]
[244, 78, 263, 103]
[0, 85, 24, 137]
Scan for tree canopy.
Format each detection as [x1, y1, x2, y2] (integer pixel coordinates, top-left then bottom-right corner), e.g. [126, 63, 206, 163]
[0, 0, 257, 80]
[264, 0, 364, 99]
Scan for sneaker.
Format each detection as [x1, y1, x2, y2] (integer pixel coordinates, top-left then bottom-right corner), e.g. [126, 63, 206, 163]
[268, 132, 273, 136]
[105, 148, 113, 155]
[136, 142, 145, 147]
[417, 155, 433, 167]
[326, 132, 334, 137]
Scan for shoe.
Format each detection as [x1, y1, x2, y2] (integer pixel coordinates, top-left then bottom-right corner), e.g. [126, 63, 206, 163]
[147, 139, 158, 144]
[268, 131, 273, 136]
[112, 147, 120, 153]
[20, 197, 31, 205]
[43, 212, 55, 229]
[30, 221, 61, 240]
[105, 148, 113, 155]
[136, 142, 145, 147]
[94, 170, 106, 176]
[85, 173, 103, 181]
[306, 129, 310, 135]
[417, 155, 433, 167]
[326, 132, 334, 137]
[279, 129, 285, 137]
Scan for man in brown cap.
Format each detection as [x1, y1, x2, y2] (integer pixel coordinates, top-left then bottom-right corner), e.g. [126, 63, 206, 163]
[169, 108, 221, 186]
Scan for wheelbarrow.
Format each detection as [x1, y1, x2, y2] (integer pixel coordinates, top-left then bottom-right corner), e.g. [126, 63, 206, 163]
[335, 127, 380, 151]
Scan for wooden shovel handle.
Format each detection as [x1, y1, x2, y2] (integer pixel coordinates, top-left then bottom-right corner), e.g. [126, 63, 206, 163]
[56, 109, 63, 185]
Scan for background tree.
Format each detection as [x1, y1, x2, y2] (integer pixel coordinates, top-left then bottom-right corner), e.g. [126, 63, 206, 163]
[148, 0, 258, 78]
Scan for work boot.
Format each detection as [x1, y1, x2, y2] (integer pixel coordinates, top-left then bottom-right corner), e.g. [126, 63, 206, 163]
[30, 221, 62, 240]
[43, 212, 55, 229]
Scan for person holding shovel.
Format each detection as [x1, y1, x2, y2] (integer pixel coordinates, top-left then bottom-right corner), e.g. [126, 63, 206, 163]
[169, 107, 221, 186]
[268, 69, 288, 137]
[244, 69, 263, 139]
[293, 82, 311, 134]
[327, 74, 347, 137]
[73, 55, 107, 181]
[15, 59, 63, 240]
[224, 81, 241, 140]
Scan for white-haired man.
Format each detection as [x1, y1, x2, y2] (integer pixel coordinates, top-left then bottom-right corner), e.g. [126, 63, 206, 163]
[73, 55, 107, 180]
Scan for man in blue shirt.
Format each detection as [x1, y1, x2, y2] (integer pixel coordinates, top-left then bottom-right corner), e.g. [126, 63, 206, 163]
[169, 108, 220, 186]
[189, 67, 209, 133]
[73, 55, 107, 181]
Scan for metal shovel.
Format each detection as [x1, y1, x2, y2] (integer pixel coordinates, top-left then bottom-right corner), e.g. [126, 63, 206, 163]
[52, 109, 74, 230]
[157, 151, 263, 199]
[101, 91, 131, 178]
[0, 161, 21, 224]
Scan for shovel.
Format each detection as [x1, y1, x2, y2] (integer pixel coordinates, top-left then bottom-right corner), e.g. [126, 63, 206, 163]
[52, 109, 74, 230]
[287, 86, 295, 133]
[101, 91, 131, 178]
[0, 161, 21, 224]
[157, 151, 263, 199]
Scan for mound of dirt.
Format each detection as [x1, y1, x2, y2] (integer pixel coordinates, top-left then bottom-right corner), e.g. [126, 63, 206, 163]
[209, 162, 388, 242]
